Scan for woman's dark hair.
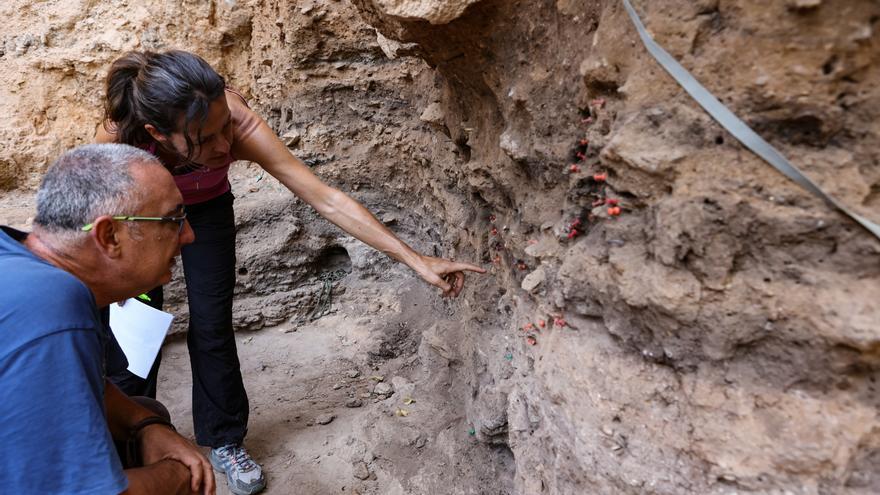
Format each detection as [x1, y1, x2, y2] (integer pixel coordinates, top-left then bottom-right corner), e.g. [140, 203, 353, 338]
[103, 50, 226, 163]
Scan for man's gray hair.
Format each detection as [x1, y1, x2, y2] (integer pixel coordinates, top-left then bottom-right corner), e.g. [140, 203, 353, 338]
[34, 143, 162, 236]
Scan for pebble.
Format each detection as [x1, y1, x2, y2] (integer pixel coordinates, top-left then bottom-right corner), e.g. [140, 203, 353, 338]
[282, 130, 301, 148]
[374, 382, 394, 398]
[788, 0, 821, 9]
[521, 267, 545, 293]
[345, 398, 363, 408]
[353, 461, 370, 480]
[315, 413, 335, 425]
[346, 369, 361, 379]
[332, 383, 343, 390]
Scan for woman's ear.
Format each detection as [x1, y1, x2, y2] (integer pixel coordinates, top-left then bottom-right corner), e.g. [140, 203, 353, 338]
[144, 124, 167, 144]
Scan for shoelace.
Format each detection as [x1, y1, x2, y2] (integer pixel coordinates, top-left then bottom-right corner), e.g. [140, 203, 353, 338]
[220, 445, 259, 472]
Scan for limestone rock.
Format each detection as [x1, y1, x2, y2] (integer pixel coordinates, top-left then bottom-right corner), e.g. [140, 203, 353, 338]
[364, 0, 483, 24]
[521, 267, 545, 293]
[315, 413, 335, 425]
[419, 102, 445, 125]
[353, 461, 371, 480]
[374, 382, 394, 398]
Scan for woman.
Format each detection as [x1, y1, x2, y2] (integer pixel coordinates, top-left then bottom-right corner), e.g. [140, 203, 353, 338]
[96, 50, 484, 495]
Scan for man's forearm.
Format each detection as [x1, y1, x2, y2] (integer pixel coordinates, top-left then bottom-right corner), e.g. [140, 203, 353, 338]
[122, 459, 191, 495]
[104, 379, 158, 440]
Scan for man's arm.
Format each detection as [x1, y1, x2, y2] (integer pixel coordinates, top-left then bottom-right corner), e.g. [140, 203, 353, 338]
[121, 460, 193, 495]
[103, 379, 155, 439]
[105, 380, 215, 494]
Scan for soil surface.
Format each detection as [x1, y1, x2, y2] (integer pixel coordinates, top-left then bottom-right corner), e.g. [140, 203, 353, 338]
[159, 273, 513, 495]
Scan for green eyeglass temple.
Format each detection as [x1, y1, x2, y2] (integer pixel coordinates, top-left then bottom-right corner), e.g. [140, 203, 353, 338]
[80, 212, 187, 232]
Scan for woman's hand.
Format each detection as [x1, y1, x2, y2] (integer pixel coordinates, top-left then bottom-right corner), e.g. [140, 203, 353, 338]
[413, 255, 486, 298]
[230, 102, 487, 297]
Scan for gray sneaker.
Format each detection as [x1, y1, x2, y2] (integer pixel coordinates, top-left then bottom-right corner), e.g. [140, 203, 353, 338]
[209, 444, 266, 495]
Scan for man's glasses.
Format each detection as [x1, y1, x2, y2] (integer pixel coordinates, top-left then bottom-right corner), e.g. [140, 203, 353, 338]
[81, 209, 187, 233]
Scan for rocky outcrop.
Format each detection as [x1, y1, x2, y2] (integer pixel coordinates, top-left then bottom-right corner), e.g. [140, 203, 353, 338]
[3, 0, 879, 493]
[0, 0, 253, 191]
[351, 0, 880, 492]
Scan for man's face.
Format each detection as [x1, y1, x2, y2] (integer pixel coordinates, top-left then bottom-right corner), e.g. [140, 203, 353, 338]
[119, 164, 194, 291]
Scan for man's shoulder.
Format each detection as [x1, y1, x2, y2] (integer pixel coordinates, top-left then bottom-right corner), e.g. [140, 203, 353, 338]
[0, 230, 101, 353]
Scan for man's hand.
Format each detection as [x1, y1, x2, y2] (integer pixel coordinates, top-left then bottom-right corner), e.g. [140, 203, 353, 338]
[139, 425, 215, 495]
[414, 255, 486, 297]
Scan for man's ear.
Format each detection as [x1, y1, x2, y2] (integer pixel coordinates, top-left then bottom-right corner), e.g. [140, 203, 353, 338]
[144, 124, 168, 144]
[90, 216, 123, 258]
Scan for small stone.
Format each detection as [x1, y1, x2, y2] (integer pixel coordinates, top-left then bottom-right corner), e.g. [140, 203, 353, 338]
[521, 267, 546, 293]
[524, 238, 560, 258]
[345, 398, 363, 408]
[346, 369, 360, 379]
[332, 383, 343, 390]
[316, 413, 335, 425]
[353, 461, 370, 480]
[601, 426, 614, 437]
[419, 102, 444, 125]
[374, 382, 394, 398]
[787, 0, 821, 9]
[414, 436, 427, 449]
[282, 130, 301, 148]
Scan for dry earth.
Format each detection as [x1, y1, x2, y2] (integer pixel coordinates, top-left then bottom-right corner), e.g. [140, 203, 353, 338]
[2, 0, 880, 494]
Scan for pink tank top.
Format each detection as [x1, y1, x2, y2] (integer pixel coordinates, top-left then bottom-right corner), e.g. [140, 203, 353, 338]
[144, 142, 233, 205]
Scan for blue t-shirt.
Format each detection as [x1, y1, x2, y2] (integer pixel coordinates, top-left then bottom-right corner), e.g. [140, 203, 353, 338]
[0, 227, 127, 494]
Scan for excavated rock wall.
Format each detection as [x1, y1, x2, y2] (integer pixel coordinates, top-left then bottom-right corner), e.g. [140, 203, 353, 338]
[2, 0, 880, 493]
[0, 0, 254, 191]
[352, 0, 880, 493]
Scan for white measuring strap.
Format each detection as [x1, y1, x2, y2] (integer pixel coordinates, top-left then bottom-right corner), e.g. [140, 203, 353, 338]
[621, 0, 880, 241]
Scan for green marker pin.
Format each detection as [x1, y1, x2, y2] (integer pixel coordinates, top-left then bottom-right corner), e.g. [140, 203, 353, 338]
[137, 293, 152, 302]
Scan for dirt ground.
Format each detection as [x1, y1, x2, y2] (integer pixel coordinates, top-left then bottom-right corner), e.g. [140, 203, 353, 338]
[159, 272, 513, 495]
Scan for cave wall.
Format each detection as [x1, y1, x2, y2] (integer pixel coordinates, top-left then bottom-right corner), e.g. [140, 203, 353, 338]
[2, 0, 880, 493]
[350, 0, 880, 493]
[0, 0, 254, 191]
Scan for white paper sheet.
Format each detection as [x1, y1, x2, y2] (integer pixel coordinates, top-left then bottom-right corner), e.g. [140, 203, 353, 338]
[108, 298, 174, 378]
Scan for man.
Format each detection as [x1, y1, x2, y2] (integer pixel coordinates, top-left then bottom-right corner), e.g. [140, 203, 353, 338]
[0, 144, 214, 494]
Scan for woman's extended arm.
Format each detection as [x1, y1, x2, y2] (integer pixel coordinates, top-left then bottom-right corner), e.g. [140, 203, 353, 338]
[230, 103, 484, 297]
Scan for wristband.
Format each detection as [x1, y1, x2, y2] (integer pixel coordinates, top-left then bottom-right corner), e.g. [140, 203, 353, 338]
[129, 416, 176, 438]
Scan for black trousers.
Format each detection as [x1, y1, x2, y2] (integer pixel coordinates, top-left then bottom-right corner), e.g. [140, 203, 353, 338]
[107, 191, 248, 448]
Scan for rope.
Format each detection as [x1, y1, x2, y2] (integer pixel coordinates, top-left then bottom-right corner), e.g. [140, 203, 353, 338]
[294, 268, 348, 326]
[621, 0, 880, 241]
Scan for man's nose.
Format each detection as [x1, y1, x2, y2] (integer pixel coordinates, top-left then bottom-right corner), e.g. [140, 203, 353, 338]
[179, 219, 195, 245]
